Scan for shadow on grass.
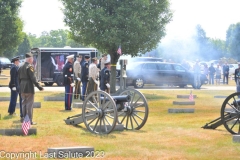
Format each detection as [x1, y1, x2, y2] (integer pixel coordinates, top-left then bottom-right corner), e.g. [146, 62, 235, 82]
[2, 115, 15, 120]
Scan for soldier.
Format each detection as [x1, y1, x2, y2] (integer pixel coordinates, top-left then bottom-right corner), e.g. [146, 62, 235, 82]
[234, 63, 240, 93]
[87, 57, 99, 96]
[73, 54, 82, 99]
[100, 61, 111, 93]
[18, 53, 44, 125]
[81, 55, 90, 101]
[8, 56, 22, 118]
[100, 54, 108, 70]
[222, 62, 229, 84]
[63, 55, 75, 110]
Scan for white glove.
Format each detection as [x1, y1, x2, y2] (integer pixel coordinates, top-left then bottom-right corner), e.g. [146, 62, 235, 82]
[77, 78, 81, 81]
[70, 83, 75, 87]
[94, 80, 98, 85]
[12, 87, 16, 91]
[106, 83, 110, 88]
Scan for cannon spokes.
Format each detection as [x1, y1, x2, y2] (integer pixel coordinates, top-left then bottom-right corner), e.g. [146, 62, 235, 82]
[221, 92, 240, 134]
[82, 90, 117, 134]
[118, 89, 149, 130]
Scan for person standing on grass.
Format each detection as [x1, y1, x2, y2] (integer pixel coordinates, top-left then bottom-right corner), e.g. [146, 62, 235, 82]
[63, 55, 75, 110]
[234, 63, 240, 93]
[18, 52, 44, 125]
[73, 54, 82, 99]
[222, 62, 229, 84]
[208, 63, 215, 85]
[81, 55, 90, 101]
[193, 59, 201, 89]
[215, 64, 221, 85]
[8, 56, 22, 118]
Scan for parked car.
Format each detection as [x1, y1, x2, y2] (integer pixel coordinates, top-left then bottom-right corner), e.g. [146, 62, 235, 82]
[0, 57, 12, 69]
[229, 64, 238, 75]
[126, 62, 208, 88]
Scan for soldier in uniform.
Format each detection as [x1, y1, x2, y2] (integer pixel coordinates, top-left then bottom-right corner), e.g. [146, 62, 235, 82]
[100, 61, 111, 93]
[18, 53, 44, 124]
[63, 55, 75, 110]
[87, 57, 99, 97]
[81, 55, 90, 101]
[73, 54, 82, 99]
[8, 56, 22, 118]
[234, 63, 240, 94]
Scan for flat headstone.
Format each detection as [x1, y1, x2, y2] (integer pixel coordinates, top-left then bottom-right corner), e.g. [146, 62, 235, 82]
[0, 128, 37, 136]
[214, 95, 228, 98]
[44, 96, 64, 101]
[0, 97, 10, 101]
[233, 135, 240, 143]
[93, 124, 124, 132]
[47, 146, 94, 158]
[168, 108, 195, 113]
[173, 101, 195, 105]
[16, 102, 41, 108]
[177, 95, 197, 99]
[73, 103, 83, 108]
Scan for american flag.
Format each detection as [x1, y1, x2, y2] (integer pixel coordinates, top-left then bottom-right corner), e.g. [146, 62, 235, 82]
[22, 115, 31, 135]
[189, 91, 194, 101]
[117, 46, 122, 55]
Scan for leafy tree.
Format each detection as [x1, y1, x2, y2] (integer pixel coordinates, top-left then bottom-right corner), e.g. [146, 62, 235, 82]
[16, 33, 31, 57]
[0, 0, 24, 56]
[226, 23, 240, 61]
[61, 0, 172, 93]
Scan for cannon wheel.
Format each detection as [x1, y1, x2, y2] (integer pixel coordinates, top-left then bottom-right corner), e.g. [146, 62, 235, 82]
[82, 90, 117, 134]
[118, 89, 149, 130]
[221, 92, 240, 134]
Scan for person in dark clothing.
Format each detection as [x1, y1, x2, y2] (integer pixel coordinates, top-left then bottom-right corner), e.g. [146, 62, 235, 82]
[222, 62, 229, 84]
[208, 63, 216, 85]
[100, 61, 111, 93]
[234, 64, 240, 93]
[81, 55, 90, 101]
[63, 54, 75, 110]
[8, 56, 22, 118]
[18, 52, 44, 125]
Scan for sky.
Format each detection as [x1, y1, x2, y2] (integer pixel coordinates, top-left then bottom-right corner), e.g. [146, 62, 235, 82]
[19, 0, 240, 41]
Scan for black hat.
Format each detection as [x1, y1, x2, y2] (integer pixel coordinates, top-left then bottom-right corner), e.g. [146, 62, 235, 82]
[25, 52, 33, 58]
[11, 56, 20, 63]
[84, 55, 90, 59]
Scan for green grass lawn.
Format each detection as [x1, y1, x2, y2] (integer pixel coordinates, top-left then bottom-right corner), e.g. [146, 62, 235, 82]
[0, 89, 240, 160]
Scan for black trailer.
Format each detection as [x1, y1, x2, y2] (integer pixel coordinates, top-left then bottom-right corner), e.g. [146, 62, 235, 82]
[31, 47, 98, 86]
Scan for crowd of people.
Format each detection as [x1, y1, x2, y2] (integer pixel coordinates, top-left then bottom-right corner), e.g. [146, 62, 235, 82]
[63, 53, 111, 110]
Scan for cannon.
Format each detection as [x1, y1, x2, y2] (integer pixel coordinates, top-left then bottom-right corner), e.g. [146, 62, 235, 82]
[64, 89, 149, 134]
[202, 92, 240, 134]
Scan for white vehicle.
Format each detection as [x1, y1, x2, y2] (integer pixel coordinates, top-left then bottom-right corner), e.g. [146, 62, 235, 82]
[229, 64, 238, 75]
[31, 47, 98, 86]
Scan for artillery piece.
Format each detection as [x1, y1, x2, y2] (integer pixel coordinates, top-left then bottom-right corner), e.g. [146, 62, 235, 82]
[202, 92, 240, 134]
[64, 89, 149, 134]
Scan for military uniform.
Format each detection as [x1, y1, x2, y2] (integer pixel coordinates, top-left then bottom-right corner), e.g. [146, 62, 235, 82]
[235, 66, 240, 94]
[18, 53, 43, 124]
[8, 57, 22, 117]
[81, 55, 90, 101]
[73, 57, 82, 99]
[63, 56, 74, 110]
[87, 58, 99, 98]
[100, 66, 111, 93]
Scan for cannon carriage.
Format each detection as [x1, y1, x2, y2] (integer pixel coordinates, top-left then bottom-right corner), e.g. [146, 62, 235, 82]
[64, 89, 149, 134]
[203, 92, 240, 134]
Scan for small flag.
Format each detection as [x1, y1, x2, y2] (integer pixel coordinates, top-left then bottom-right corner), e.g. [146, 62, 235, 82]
[117, 46, 122, 55]
[189, 91, 194, 101]
[22, 115, 31, 136]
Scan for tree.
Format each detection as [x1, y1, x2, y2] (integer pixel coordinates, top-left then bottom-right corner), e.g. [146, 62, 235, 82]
[61, 0, 172, 93]
[226, 23, 240, 61]
[16, 33, 31, 57]
[0, 0, 24, 56]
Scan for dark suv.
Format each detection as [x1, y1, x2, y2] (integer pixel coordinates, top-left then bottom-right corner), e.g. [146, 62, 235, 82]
[126, 62, 208, 88]
[0, 57, 12, 69]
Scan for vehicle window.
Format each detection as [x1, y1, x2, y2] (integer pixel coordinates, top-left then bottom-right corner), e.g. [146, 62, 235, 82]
[173, 65, 186, 72]
[159, 64, 173, 71]
[144, 63, 158, 70]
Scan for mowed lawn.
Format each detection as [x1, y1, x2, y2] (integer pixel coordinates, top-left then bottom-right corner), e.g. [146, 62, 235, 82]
[0, 69, 240, 159]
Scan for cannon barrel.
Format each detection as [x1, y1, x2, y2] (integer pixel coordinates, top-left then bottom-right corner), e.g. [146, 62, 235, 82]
[100, 95, 131, 104]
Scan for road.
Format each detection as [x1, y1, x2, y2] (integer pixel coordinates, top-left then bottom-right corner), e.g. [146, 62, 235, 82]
[0, 84, 236, 92]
